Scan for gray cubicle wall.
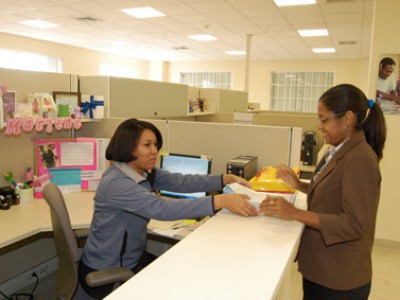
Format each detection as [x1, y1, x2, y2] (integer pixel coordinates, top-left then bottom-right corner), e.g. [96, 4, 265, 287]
[76, 118, 167, 141]
[75, 119, 299, 174]
[0, 68, 77, 187]
[167, 121, 293, 175]
[198, 111, 321, 163]
[75, 118, 169, 157]
[0, 68, 78, 102]
[109, 77, 188, 118]
[79, 76, 190, 119]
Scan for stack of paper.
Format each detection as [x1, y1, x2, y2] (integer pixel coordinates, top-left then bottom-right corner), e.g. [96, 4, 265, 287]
[224, 182, 295, 208]
[148, 219, 190, 238]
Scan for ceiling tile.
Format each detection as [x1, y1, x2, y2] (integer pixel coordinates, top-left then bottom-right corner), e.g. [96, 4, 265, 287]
[0, 0, 374, 61]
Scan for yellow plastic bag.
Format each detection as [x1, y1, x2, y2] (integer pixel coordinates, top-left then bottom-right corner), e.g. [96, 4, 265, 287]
[249, 166, 299, 193]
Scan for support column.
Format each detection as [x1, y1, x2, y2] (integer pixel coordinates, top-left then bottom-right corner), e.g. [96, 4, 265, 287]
[244, 34, 253, 92]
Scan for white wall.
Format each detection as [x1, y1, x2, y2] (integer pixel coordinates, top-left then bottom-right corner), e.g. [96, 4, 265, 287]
[367, 0, 400, 244]
[0, 33, 149, 77]
[168, 59, 370, 110]
[1, 33, 369, 111]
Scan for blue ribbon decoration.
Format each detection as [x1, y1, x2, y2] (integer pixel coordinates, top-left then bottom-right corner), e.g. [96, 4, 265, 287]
[81, 95, 104, 119]
[368, 99, 375, 108]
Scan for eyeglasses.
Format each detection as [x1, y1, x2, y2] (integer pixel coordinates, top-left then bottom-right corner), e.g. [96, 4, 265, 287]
[318, 111, 346, 124]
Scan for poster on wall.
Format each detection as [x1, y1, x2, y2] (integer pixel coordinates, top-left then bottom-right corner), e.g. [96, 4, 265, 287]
[2, 91, 16, 121]
[376, 54, 400, 114]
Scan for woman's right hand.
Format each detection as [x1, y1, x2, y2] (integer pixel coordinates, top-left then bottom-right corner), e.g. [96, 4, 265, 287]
[214, 194, 259, 217]
[276, 165, 301, 190]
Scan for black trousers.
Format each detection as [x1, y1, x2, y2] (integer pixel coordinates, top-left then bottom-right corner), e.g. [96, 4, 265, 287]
[78, 251, 158, 299]
[303, 277, 371, 300]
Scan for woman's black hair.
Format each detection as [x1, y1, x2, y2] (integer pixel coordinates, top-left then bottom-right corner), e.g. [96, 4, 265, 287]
[319, 84, 386, 160]
[105, 118, 163, 162]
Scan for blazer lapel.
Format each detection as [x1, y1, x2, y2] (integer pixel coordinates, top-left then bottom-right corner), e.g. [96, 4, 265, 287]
[308, 131, 365, 201]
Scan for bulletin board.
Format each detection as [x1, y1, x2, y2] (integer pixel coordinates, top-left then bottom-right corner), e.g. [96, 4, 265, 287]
[34, 137, 98, 193]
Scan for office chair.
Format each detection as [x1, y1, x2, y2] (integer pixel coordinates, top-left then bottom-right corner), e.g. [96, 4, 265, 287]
[43, 182, 134, 300]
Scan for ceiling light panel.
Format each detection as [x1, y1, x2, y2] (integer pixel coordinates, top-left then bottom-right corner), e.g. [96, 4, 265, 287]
[298, 29, 329, 37]
[312, 48, 336, 53]
[122, 7, 165, 19]
[274, 0, 316, 7]
[188, 34, 217, 41]
[225, 51, 246, 55]
[20, 19, 59, 29]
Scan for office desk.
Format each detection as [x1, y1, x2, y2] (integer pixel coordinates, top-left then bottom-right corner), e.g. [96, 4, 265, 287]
[0, 192, 95, 250]
[0, 192, 201, 251]
[105, 192, 307, 300]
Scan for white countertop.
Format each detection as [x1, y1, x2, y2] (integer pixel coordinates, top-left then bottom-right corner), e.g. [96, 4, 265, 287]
[1, 190, 307, 300]
[105, 192, 307, 300]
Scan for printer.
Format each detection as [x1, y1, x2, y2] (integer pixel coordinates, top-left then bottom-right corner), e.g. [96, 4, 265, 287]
[226, 155, 258, 180]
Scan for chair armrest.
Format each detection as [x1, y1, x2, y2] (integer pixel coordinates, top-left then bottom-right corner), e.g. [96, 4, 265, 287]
[85, 267, 134, 287]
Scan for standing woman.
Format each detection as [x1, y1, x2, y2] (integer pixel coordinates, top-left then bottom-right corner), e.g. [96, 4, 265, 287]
[260, 84, 386, 299]
[79, 118, 259, 299]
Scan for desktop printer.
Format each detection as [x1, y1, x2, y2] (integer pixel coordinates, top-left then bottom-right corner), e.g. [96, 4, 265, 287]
[226, 155, 258, 180]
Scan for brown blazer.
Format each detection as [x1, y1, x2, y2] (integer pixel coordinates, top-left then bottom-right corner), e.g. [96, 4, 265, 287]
[298, 130, 381, 290]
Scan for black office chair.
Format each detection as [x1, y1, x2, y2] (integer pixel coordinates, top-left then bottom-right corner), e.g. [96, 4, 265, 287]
[43, 182, 134, 299]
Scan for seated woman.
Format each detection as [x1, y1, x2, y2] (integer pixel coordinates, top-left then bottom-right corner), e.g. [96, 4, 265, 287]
[79, 118, 259, 299]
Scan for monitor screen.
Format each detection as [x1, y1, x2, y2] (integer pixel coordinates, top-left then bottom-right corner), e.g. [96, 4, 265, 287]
[159, 153, 212, 198]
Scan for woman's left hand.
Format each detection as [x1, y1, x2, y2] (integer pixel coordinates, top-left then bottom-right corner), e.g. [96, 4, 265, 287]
[259, 196, 297, 220]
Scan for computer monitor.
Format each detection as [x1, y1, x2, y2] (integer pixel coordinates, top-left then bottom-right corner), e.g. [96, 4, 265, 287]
[159, 153, 212, 198]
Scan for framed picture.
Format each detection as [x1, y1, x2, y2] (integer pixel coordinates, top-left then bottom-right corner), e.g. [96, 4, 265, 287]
[53, 91, 81, 117]
[28, 93, 57, 118]
[376, 54, 400, 115]
[2, 90, 16, 121]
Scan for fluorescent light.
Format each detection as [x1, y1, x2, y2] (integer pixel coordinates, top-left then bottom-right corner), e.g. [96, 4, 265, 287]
[225, 51, 246, 55]
[274, 0, 316, 6]
[298, 29, 329, 37]
[20, 19, 59, 29]
[122, 7, 165, 19]
[312, 48, 336, 53]
[188, 34, 217, 41]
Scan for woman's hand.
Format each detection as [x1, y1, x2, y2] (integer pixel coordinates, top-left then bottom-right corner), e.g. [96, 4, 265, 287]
[259, 196, 298, 220]
[276, 165, 300, 189]
[214, 194, 259, 217]
[277, 165, 309, 194]
[223, 174, 251, 188]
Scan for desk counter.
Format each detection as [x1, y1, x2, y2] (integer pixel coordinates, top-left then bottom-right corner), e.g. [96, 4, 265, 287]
[1, 190, 307, 299]
[106, 192, 307, 300]
[0, 192, 95, 249]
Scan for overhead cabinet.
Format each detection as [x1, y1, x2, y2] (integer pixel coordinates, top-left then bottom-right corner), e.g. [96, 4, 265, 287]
[198, 88, 248, 113]
[79, 76, 189, 119]
[79, 76, 248, 119]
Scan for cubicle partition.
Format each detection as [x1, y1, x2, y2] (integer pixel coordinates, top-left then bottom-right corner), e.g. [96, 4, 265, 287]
[198, 110, 321, 165]
[76, 118, 301, 174]
[0, 68, 78, 102]
[168, 121, 299, 174]
[79, 75, 189, 119]
[0, 68, 77, 187]
[75, 118, 166, 139]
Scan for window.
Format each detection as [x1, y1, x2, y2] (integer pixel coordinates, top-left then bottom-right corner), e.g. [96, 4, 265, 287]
[271, 71, 335, 112]
[180, 71, 232, 89]
[0, 49, 63, 72]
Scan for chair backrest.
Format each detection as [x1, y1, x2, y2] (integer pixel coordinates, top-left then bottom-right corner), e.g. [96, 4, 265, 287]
[43, 182, 80, 299]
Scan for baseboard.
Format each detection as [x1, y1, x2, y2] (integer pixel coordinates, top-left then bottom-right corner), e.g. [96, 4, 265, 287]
[374, 238, 400, 249]
[0, 257, 58, 298]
